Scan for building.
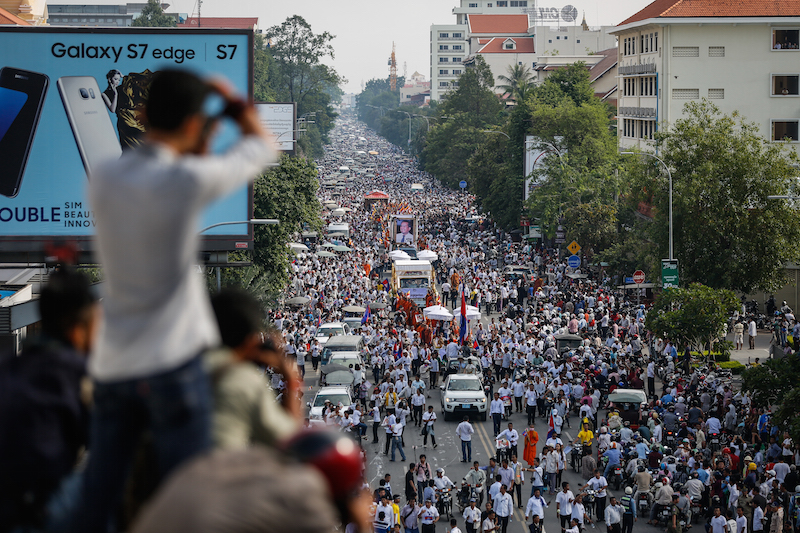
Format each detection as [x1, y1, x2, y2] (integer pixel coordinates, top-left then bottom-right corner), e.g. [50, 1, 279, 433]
[611, 0, 800, 151]
[0, 5, 30, 24]
[430, 0, 617, 101]
[589, 47, 618, 107]
[47, 3, 183, 27]
[178, 16, 258, 30]
[1, 0, 46, 25]
[400, 71, 431, 105]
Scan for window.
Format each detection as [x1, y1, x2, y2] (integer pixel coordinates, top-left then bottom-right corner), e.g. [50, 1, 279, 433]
[439, 45, 449, 51]
[453, 45, 463, 50]
[655, 32, 658, 51]
[452, 81, 459, 87]
[453, 33, 463, 38]
[672, 46, 700, 57]
[496, 0, 507, 5]
[773, 75, 800, 96]
[510, 0, 527, 5]
[487, 3, 492, 6]
[640, 76, 656, 96]
[773, 29, 800, 50]
[452, 57, 462, 62]
[469, 2, 478, 6]
[708, 88, 724, 99]
[672, 88, 700, 99]
[452, 69, 462, 75]
[564, 36, 568, 40]
[772, 120, 799, 141]
[708, 46, 725, 57]
[440, 81, 449, 87]
[548, 39, 552, 43]
[556, 36, 560, 40]
[439, 57, 449, 63]
[504, 40, 516, 50]
[577, 39, 581, 43]
[439, 33, 449, 39]
[439, 69, 449, 75]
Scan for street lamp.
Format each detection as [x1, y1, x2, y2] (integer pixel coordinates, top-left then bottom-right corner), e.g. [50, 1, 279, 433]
[482, 129, 510, 140]
[622, 151, 674, 261]
[199, 219, 280, 291]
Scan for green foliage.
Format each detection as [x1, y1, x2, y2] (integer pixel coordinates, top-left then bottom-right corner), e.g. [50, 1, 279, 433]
[624, 99, 800, 293]
[440, 56, 503, 128]
[742, 355, 800, 446]
[131, 0, 176, 27]
[562, 203, 618, 261]
[645, 283, 739, 352]
[497, 63, 534, 102]
[261, 15, 342, 157]
[534, 62, 594, 107]
[215, 155, 321, 302]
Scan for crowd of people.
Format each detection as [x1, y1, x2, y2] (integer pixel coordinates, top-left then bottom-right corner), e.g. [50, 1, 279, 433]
[0, 72, 798, 533]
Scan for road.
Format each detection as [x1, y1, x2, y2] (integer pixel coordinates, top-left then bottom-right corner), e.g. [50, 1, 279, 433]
[303, 361, 672, 533]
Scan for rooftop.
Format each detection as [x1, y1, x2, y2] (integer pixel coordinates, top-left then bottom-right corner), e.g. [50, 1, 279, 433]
[467, 14, 530, 34]
[619, 0, 800, 26]
[0, 6, 30, 25]
[178, 16, 258, 29]
[589, 48, 618, 82]
[477, 37, 535, 54]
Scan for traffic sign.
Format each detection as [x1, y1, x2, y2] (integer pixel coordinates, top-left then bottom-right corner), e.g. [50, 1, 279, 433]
[567, 255, 581, 268]
[662, 259, 679, 289]
[459, 180, 467, 189]
[566, 240, 581, 255]
[632, 270, 646, 284]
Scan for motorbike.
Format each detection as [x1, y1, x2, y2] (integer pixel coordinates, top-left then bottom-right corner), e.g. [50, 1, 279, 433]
[456, 483, 478, 514]
[690, 498, 703, 523]
[571, 443, 586, 473]
[708, 433, 721, 453]
[583, 489, 597, 521]
[609, 464, 624, 490]
[436, 488, 454, 519]
[637, 491, 651, 513]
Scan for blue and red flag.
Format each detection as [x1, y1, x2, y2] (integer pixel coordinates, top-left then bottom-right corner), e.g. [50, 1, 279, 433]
[361, 305, 371, 325]
[547, 412, 555, 440]
[459, 283, 468, 346]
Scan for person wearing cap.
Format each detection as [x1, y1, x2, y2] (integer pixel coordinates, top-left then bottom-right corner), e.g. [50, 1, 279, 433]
[463, 498, 481, 533]
[391, 494, 403, 526]
[620, 486, 636, 533]
[417, 499, 439, 533]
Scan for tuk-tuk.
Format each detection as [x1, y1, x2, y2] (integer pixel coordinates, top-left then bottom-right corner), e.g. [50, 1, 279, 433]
[320, 364, 355, 396]
[555, 334, 583, 354]
[606, 388, 648, 429]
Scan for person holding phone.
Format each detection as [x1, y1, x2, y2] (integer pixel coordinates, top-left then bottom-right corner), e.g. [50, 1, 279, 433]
[81, 69, 277, 532]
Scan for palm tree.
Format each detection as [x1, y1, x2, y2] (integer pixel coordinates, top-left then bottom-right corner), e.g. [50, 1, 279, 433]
[497, 64, 534, 102]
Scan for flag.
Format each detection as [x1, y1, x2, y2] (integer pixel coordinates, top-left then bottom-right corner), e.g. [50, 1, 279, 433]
[316, 314, 322, 328]
[547, 412, 555, 440]
[393, 341, 402, 360]
[473, 339, 479, 350]
[459, 283, 467, 346]
[361, 305, 371, 325]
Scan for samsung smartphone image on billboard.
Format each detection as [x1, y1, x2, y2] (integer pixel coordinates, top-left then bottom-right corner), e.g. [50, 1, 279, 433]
[0, 67, 48, 198]
[57, 76, 122, 177]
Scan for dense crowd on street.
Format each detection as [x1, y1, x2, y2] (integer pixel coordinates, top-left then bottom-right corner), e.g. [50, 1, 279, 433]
[0, 76, 798, 533]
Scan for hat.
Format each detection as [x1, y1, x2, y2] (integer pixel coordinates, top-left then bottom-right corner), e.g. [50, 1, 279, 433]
[767, 470, 776, 477]
[748, 463, 757, 471]
[470, 498, 477, 502]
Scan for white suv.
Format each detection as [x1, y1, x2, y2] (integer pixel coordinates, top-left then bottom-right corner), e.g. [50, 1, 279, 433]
[314, 322, 350, 346]
[308, 386, 353, 426]
[440, 374, 487, 421]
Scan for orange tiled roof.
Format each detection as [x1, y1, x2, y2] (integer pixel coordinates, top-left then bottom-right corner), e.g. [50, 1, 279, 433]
[619, 0, 800, 25]
[468, 14, 530, 34]
[478, 37, 535, 53]
[0, 7, 30, 25]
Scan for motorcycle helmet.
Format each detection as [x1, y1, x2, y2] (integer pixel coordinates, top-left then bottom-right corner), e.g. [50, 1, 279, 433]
[600, 427, 608, 434]
[663, 477, 671, 485]
[625, 486, 633, 495]
[638, 465, 646, 472]
[437, 467, 445, 474]
[748, 463, 757, 471]
[655, 482, 663, 489]
[722, 447, 731, 454]
[796, 485, 800, 493]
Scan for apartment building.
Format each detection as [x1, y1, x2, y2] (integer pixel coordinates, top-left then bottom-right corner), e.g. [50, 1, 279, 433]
[611, 0, 800, 150]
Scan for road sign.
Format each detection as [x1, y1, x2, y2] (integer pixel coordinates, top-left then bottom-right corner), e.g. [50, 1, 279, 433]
[459, 180, 468, 189]
[566, 240, 581, 255]
[567, 255, 581, 268]
[662, 259, 679, 289]
[555, 226, 566, 244]
[624, 277, 634, 284]
[632, 270, 646, 284]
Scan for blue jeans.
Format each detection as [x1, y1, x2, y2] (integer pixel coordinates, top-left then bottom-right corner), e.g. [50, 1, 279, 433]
[461, 440, 472, 461]
[392, 436, 407, 461]
[78, 355, 212, 532]
[603, 461, 619, 480]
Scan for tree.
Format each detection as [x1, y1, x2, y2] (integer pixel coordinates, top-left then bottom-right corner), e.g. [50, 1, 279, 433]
[131, 0, 176, 27]
[645, 283, 739, 353]
[420, 117, 485, 189]
[742, 356, 800, 448]
[440, 56, 503, 128]
[214, 155, 321, 302]
[625, 99, 800, 293]
[497, 64, 534, 102]
[535, 62, 594, 107]
[562, 203, 618, 262]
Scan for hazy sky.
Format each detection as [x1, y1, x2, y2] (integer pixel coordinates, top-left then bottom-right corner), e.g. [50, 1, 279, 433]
[60, 0, 654, 93]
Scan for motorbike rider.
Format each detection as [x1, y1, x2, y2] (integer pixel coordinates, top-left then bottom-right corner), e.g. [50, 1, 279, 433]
[597, 427, 612, 454]
[649, 478, 674, 525]
[434, 467, 456, 511]
[464, 461, 487, 506]
[633, 464, 653, 507]
[663, 405, 679, 432]
[602, 442, 623, 481]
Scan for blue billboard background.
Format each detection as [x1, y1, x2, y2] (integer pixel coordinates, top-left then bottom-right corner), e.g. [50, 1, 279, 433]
[0, 28, 252, 244]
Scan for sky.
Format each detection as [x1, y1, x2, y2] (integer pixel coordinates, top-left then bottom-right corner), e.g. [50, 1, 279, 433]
[60, 0, 654, 93]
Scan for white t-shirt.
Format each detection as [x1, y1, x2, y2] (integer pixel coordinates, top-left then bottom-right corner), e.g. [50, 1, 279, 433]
[586, 476, 608, 498]
[556, 490, 574, 516]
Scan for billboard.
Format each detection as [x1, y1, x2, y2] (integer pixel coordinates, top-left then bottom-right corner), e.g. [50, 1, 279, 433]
[0, 27, 254, 254]
[255, 102, 295, 153]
